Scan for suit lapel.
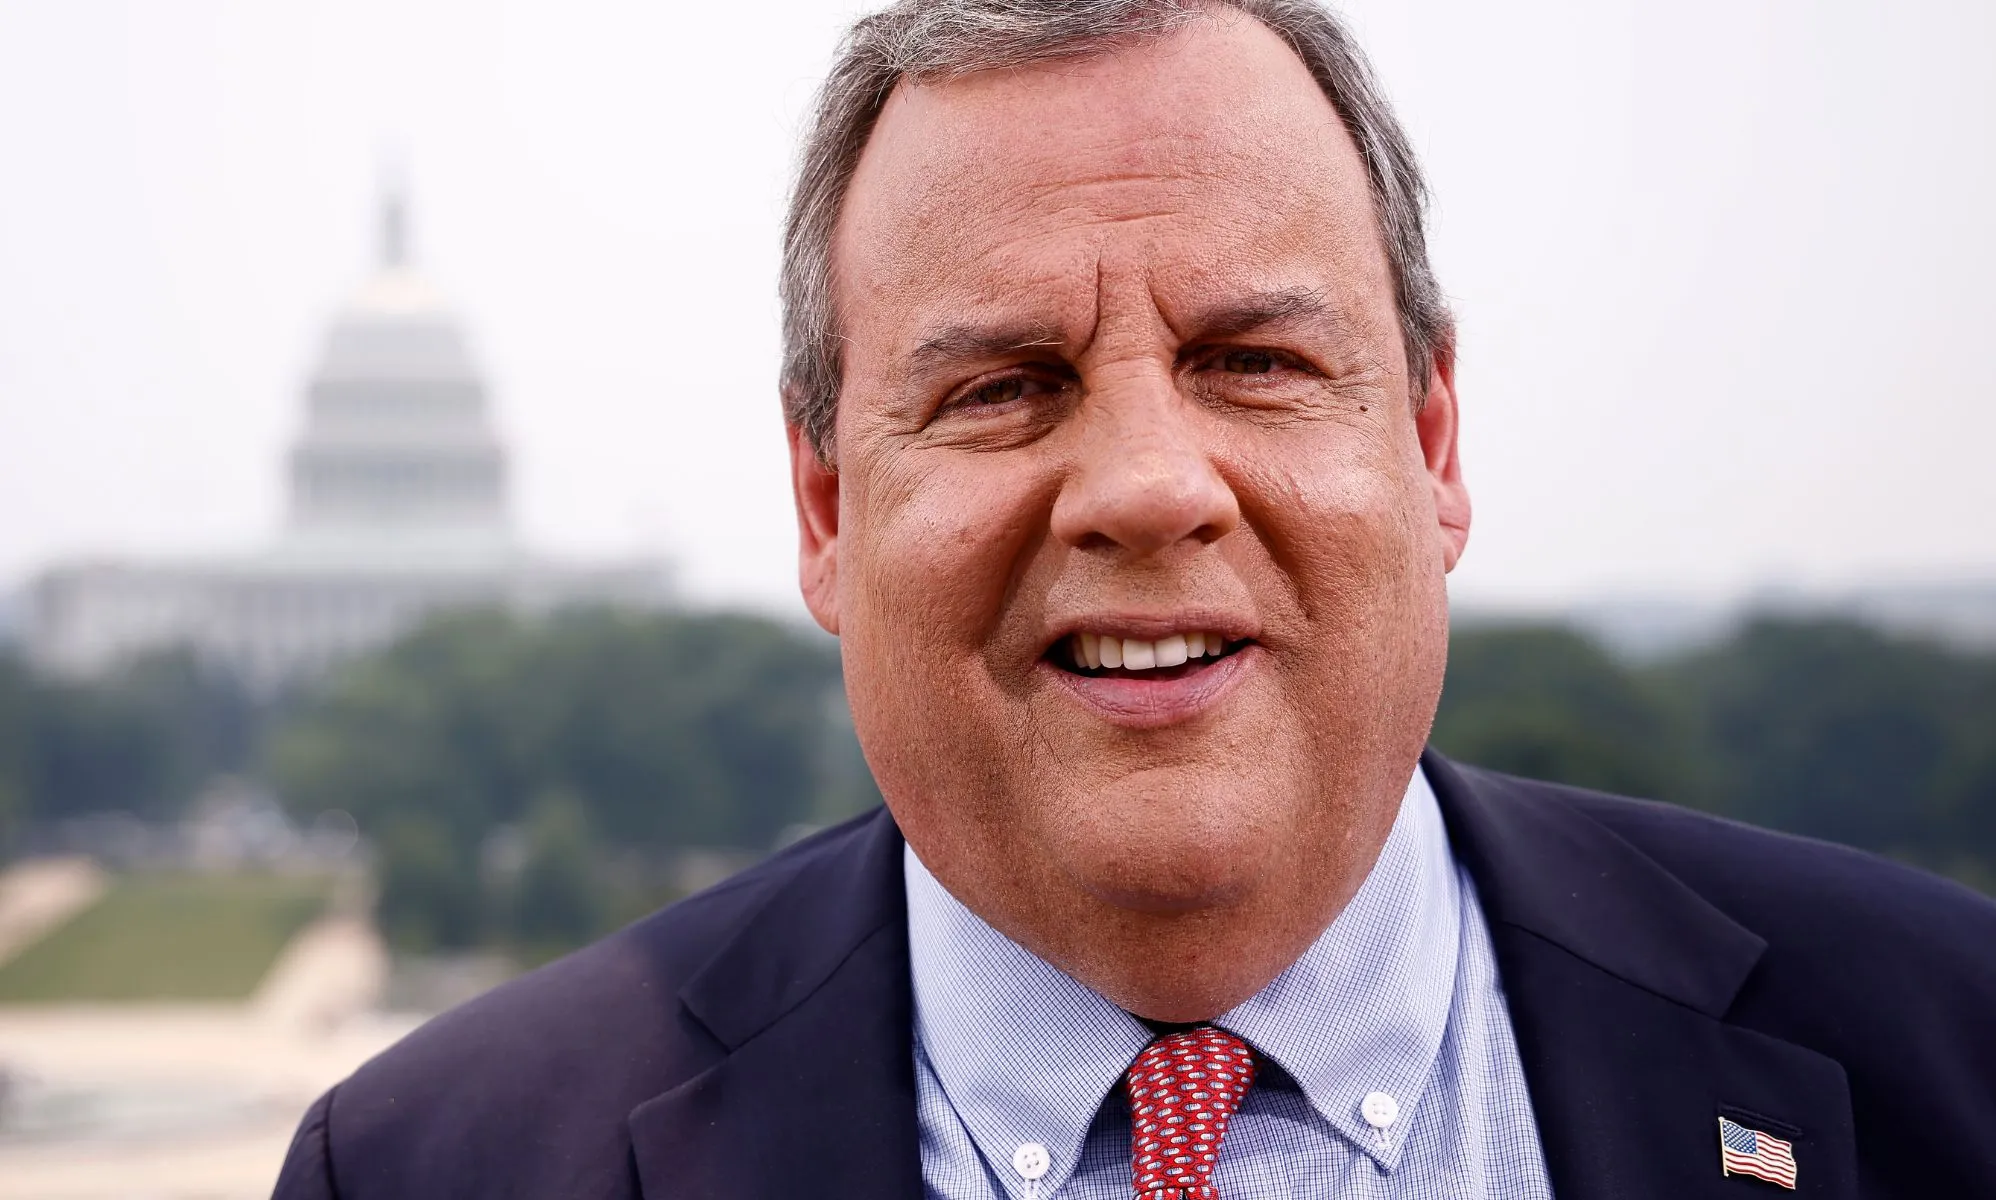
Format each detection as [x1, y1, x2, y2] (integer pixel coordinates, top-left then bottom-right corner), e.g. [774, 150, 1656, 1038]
[624, 758, 1868, 1199]
[1425, 752, 1859, 1199]
[627, 809, 923, 1200]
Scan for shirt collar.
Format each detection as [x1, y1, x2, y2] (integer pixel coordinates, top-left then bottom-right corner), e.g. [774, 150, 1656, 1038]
[904, 766, 1461, 1193]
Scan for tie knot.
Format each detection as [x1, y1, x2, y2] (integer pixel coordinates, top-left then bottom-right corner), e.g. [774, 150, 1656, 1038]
[1125, 1026, 1259, 1198]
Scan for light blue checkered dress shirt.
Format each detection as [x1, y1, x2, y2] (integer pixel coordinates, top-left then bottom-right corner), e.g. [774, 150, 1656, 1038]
[905, 767, 1555, 1199]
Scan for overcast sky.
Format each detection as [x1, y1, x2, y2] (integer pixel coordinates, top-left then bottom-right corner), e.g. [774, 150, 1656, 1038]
[1, 0, 1991, 619]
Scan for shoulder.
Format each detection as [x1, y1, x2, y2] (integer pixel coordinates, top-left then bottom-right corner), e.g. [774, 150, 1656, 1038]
[1481, 766, 1996, 970]
[282, 810, 887, 1199]
[1453, 763, 1996, 1092]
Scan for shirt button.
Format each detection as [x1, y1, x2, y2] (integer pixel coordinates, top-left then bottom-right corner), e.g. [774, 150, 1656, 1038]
[1360, 1091, 1400, 1130]
[1013, 1142, 1051, 1181]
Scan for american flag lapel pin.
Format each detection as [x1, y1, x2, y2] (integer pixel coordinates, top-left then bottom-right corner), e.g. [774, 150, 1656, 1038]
[1719, 1116, 1798, 1189]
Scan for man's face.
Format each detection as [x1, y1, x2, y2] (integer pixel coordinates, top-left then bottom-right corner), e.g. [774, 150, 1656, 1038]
[792, 14, 1469, 1012]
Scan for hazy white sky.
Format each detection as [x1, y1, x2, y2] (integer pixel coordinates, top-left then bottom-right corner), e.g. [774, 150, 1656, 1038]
[1, 0, 1991, 618]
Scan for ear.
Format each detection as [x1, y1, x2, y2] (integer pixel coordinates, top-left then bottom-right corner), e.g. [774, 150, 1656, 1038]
[1414, 351, 1472, 572]
[788, 422, 841, 634]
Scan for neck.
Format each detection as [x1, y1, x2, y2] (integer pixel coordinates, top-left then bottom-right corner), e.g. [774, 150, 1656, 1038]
[937, 809, 1396, 1024]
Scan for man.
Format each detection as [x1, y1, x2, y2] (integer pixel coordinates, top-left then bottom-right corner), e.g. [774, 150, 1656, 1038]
[275, 1, 1996, 1197]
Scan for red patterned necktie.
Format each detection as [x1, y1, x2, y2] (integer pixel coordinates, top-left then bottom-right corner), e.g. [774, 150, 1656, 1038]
[1125, 1026, 1259, 1199]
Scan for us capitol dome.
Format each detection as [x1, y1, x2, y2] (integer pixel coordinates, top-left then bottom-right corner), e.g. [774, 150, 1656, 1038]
[25, 191, 671, 691]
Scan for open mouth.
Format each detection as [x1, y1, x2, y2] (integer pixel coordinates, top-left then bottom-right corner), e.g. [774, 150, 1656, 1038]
[1048, 631, 1252, 682]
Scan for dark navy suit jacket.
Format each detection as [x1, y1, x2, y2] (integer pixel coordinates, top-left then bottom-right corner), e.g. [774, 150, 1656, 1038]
[273, 752, 1996, 1197]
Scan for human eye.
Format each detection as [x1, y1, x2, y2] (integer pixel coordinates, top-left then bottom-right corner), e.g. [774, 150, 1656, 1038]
[1183, 344, 1334, 413]
[1218, 348, 1280, 375]
[1194, 346, 1310, 379]
[938, 369, 1067, 416]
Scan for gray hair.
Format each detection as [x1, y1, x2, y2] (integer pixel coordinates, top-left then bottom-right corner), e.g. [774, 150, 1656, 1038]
[780, 0, 1453, 456]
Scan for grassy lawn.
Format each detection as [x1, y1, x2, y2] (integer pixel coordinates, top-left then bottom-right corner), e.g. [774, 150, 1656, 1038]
[0, 872, 332, 1003]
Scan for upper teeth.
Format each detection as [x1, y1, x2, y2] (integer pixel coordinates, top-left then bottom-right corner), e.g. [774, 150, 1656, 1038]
[1072, 632, 1227, 671]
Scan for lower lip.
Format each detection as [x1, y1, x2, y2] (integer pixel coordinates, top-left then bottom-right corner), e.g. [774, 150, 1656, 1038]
[1040, 645, 1259, 729]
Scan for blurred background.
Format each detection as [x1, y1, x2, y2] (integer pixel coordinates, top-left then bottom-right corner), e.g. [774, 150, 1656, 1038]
[0, 0, 1991, 1195]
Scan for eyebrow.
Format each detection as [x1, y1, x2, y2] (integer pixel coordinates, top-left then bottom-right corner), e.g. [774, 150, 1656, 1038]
[902, 287, 1338, 375]
[1174, 287, 1335, 340]
[907, 323, 1067, 374]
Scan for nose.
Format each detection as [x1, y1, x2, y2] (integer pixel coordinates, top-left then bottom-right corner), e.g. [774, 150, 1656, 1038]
[1050, 369, 1240, 556]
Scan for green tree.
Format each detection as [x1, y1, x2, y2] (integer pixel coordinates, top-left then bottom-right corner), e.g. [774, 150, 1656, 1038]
[374, 815, 484, 952]
[4, 649, 258, 829]
[0, 655, 28, 852]
[268, 612, 527, 855]
[1664, 618, 1996, 859]
[1936, 740, 1996, 891]
[507, 790, 610, 950]
[266, 608, 875, 946]
[1435, 624, 1698, 801]
[269, 609, 864, 855]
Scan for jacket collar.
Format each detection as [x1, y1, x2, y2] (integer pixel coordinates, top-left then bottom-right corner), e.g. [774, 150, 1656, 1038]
[628, 755, 1859, 1200]
[903, 766, 1463, 1194]
[1424, 750, 1857, 1200]
[1420, 749, 1766, 1018]
[627, 807, 923, 1200]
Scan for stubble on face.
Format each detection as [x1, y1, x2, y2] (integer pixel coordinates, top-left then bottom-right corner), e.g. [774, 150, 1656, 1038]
[813, 11, 1461, 1021]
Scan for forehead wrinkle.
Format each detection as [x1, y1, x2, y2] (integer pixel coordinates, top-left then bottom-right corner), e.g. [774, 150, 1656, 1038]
[988, 150, 1234, 235]
[1004, 131, 1235, 203]
[839, 11, 1377, 343]
[898, 239, 1112, 381]
[887, 93, 1239, 255]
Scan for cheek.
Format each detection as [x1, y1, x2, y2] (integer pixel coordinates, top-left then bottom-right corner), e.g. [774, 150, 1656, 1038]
[1229, 420, 1448, 736]
[1237, 422, 1431, 614]
[833, 447, 1061, 809]
[840, 450, 1048, 652]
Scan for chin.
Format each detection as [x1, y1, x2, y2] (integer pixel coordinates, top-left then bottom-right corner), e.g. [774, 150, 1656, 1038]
[1047, 772, 1291, 915]
[1074, 864, 1257, 915]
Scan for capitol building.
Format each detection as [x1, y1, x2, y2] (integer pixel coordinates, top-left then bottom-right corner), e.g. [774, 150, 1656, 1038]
[24, 196, 669, 690]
